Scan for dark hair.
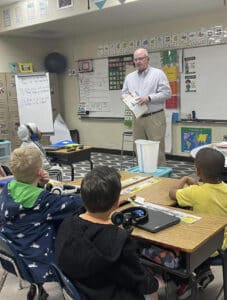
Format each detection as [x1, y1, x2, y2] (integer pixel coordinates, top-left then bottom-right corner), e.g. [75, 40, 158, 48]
[81, 166, 121, 213]
[195, 148, 225, 181]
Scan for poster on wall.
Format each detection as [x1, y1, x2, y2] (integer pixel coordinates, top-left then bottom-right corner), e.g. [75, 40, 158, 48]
[57, 0, 73, 9]
[78, 59, 93, 73]
[181, 127, 212, 152]
[108, 54, 133, 90]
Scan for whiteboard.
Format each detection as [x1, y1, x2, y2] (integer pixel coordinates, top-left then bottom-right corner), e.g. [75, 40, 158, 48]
[181, 44, 227, 120]
[79, 58, 124, 118]
[78, 53, 162, 118]
[15, 73, 54, 133]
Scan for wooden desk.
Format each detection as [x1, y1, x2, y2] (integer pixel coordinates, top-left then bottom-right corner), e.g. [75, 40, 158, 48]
[46, 146, 93, 181]
[134, 211, 226, 299]
[191, 142, 227, 182]
[191, 142, 227, 167]
[70, 172, 227, 298]
[71, 172, 177, 206]
[120, 176, 178, 207]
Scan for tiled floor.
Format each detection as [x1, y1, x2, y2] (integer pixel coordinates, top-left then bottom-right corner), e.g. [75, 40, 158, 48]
[0, 153, 224, 300]
[0, 266, 223, 299]
[61, 152, 196, 181]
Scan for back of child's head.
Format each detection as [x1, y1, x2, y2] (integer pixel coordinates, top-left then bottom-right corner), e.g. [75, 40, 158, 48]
[17, 123, 40, 142]
[195, 148, 225, 181]
[9, 147, 42, 184]
[81, 166, 121, 213]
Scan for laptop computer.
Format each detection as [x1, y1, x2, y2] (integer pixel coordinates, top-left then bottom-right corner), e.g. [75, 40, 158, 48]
[136, 208, 180, 233]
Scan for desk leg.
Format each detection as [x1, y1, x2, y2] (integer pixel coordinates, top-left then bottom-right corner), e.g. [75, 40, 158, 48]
[89, 159, 93, 170]
[190, 273, 198, 300]
[223, 250, 227, 300]
[70, 164, 74, 181]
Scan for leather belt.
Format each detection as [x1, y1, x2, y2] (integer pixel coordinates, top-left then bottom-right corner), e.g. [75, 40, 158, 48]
[141, 109, 164, 118]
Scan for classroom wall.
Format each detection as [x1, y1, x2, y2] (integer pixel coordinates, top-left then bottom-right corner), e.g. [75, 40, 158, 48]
[54, 8, 227, 154]
[0, 36, 56, 72]
[1, 5, 227, 155]
[0, 35, 63, 120]
[0, 0, 122, 33]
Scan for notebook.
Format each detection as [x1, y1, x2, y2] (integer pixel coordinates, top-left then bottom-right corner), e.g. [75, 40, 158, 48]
[136, 208, 180, 233]
[51, 140, 77, 148]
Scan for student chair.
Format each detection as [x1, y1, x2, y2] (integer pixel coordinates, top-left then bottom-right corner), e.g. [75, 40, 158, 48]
[120, 130, 135, 169]
[70, 129, 80, 144]
[48, 165, 63, 181]
[0, 234, 29, 290]
[50, 263, 81, 300]
[0, 234, 47, 299]
[208, 250, 227, 300]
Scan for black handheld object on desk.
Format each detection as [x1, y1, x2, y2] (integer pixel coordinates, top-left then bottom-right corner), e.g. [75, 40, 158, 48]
[111, 206, 148, 232]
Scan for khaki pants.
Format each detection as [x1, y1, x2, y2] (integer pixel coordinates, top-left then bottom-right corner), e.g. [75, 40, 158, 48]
[133, 110, 166, 166]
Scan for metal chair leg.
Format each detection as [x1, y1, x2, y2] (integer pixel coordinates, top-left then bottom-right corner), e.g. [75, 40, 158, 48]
[0, 270, 8, 292]
[120, 131, 134, 170]
[216, 286, 223, 300]
[120, 133, 125, 170]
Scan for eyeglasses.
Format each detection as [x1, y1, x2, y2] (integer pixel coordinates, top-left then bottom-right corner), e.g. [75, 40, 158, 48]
[133, 56, 148, 62]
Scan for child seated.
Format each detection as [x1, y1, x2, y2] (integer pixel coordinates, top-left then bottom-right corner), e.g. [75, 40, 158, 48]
[55, 166, 159, 300]
[17, 123, 63, 180]
[169, 147, 227, 299]
[0, 147, 82, 299]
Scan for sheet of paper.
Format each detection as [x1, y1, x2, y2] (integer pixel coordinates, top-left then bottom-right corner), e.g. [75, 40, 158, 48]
[122, 92, 148, 119]
[121, 178, 160, 195]
[121, 175, 151, 188]
[50, 114, 71, 143]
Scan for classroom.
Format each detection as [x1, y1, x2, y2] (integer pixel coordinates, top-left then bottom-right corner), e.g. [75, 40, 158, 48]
[0, 0, 227, 299]
[0, 0, 226, 155]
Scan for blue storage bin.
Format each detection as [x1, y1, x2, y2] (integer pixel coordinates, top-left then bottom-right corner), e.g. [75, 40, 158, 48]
[126, 166, 173, 177]
[0, 140, 11, 162]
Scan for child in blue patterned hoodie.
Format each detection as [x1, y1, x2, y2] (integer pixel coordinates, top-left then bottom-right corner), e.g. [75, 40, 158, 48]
[0, 146, 82, 299]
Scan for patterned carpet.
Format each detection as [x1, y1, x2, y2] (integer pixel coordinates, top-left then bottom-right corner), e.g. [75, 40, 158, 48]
[60, 152, 195, 181]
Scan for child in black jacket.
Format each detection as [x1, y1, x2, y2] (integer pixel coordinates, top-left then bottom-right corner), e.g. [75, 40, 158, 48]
[55, 166, 159, 300]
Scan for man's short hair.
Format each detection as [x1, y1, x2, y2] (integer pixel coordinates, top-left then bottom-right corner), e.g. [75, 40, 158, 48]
[81, 166, 121, 213]
[195, 147, 225, 181]
[9, 147, 42, 184]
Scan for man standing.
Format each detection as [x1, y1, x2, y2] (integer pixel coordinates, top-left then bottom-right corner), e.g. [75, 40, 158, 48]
[122, 48, 171, 166]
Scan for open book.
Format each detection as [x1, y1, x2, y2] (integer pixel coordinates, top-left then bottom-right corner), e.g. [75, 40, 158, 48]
[122, 92, 149, 119]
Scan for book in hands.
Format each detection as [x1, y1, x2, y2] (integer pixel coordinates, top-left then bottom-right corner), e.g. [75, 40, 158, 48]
[122, 92, 149, 119]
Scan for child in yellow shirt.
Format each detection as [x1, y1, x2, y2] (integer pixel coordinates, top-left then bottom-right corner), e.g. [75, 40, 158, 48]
[169, 147, 227, 299]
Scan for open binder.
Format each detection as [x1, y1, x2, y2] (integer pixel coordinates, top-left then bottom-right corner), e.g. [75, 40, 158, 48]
[122, 92, 148, 119]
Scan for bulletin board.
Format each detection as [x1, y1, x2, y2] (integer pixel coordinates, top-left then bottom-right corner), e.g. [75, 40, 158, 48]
[15, 72, 54, 133]
[78, 52, 162, 118]
[180, 44, 227, 121]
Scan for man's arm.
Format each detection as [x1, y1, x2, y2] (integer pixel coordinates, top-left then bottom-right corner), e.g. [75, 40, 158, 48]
[169, 176, 199, 200]
[148, 71, 172, 104]
[121, 76, 130, 98]
[137, 70, 172, 105]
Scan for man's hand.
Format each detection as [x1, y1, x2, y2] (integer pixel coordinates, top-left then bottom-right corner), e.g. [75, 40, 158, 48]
[136, 96, 150, 105]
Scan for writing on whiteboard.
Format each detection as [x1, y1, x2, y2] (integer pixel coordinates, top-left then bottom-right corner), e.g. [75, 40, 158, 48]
[15, 73, 54, 133]
[79, 59, 110, 112]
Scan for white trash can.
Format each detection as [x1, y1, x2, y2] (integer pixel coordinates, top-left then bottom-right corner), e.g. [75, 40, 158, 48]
[135, 139, 160, 173]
